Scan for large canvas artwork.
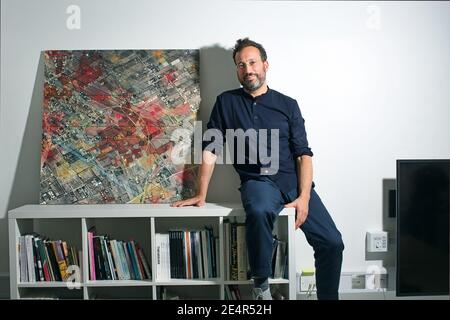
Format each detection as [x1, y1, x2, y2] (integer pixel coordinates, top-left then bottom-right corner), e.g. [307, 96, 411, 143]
[40, 50, 200, 204]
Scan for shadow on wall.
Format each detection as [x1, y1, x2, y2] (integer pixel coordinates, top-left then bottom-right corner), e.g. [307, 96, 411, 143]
[6, 46, 242, 214]
[1, 51, 44, 285]
[7, 52, 44, 212]
[199, 45, 241, 203]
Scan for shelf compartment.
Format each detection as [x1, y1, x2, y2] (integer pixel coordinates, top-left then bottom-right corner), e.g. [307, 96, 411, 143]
[84, 217, 152, 281]
[154, 217, 220, 281]
[87, 286, 152, 299]
[156, 285, 221, 300]
[14, 218, 83, 284]
[224, 283, 289, 300]
[18, 287, 83, 300]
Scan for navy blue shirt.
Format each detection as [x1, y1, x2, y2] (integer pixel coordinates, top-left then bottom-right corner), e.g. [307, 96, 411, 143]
[202, 87, 314, 194]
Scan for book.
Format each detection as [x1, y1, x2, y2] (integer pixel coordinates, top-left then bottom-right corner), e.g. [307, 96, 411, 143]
[236, 224, 247, 281]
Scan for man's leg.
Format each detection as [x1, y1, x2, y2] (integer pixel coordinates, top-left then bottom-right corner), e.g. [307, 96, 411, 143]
[240, 179, 285, 299]
[298, 189, 344, 300]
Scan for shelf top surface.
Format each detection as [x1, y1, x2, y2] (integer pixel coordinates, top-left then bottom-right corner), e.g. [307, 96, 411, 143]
[9, 203, 294, 218]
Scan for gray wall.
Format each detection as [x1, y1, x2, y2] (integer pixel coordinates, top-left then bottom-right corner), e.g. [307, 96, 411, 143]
[1, 0, 450, 285]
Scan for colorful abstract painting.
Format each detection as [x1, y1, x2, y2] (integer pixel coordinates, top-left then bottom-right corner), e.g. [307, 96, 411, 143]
[40, 50, 200, 204]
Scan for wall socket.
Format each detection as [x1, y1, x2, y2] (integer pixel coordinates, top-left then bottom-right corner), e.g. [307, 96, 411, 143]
[351, 275, 366, 289]
[366, 230, 388, 252]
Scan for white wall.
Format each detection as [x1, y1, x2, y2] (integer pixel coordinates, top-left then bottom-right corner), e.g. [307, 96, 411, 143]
[1, 0, 450, 279]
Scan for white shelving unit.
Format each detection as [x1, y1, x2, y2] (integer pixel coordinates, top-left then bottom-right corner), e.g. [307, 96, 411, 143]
[9, 203, 296, 300]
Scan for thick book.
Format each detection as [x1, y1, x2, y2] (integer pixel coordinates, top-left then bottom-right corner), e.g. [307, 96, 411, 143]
[136, 243, 151, 280]
[87, 231, 95, 280]
[236, 224, 247, 281]
[53, 240, 69, 281]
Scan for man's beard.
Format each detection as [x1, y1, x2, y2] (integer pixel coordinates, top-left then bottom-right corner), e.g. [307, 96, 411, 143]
[240, 72, 266, 92]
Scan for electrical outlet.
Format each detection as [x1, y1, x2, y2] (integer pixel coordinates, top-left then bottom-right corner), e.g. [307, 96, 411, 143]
[351, 275, 366, 289]
[366, 231, 388, 252]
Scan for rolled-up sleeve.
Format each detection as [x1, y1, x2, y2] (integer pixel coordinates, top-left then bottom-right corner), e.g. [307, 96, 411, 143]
[201, 96, 226, 154]
[289, 100, 313, 158]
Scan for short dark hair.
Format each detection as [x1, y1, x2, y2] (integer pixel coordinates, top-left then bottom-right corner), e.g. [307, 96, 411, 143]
[232, 38, 267, 64]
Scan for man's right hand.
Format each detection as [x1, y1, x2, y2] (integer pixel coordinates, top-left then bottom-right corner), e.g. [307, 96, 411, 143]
[170, 195, 206, 207]
[171, 151, 215, 208]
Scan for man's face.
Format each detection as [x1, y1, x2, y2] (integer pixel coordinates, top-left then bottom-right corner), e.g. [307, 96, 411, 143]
[235, 46, 269, 92]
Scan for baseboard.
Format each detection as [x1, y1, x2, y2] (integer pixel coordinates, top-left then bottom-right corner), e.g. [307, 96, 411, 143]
[297, 290, 450, 300]
[297, 289, 387, 300]
[0, 272, 10, 299]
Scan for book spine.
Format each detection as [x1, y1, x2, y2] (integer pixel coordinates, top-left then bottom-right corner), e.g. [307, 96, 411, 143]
[87, 232, 96, 281]
[236, 224, 247, 281]
[19, 236, 28, 282]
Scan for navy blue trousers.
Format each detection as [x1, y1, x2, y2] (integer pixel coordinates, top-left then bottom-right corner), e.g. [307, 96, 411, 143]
[240, 178, 344, 300]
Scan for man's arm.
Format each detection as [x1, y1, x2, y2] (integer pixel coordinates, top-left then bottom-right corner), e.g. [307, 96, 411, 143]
[171, 150, 217, 207]
[285, 155, 313, 229]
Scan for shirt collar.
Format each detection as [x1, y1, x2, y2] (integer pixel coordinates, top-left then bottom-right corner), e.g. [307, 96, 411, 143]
[240, 86, 271, 101]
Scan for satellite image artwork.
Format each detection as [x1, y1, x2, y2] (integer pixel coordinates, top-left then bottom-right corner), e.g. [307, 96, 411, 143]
[40, 50, 200, 204]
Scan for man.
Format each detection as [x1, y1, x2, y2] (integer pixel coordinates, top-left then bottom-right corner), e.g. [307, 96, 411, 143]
[172, 38, 344, 300]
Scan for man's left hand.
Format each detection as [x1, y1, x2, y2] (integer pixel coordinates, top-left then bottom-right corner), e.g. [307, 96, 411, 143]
[285, 196, 309, 230]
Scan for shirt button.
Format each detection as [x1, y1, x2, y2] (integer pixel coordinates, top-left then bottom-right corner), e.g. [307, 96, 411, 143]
[254, 115, 258, 120]
[253, 102, 257, 106]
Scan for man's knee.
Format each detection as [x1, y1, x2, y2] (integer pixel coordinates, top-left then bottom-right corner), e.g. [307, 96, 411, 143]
[244, 201, 274, 222]
[325, 234, 344, 253]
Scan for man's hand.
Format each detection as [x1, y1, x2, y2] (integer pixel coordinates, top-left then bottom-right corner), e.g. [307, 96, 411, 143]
[285, 196, 309, 230]
[170, 151, 215, 208]
[170, 195, 206, 207]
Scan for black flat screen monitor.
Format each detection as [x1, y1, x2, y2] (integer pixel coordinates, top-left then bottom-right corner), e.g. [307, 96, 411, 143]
[396, 159, 449, 296]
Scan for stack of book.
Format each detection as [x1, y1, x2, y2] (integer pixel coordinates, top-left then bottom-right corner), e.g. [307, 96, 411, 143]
[87, 227, 151, 281]
[18, 233, 81, 282]
[223, 219, 248, 281]
[223, 219, 289, 281]
[155, 226, 218, 280]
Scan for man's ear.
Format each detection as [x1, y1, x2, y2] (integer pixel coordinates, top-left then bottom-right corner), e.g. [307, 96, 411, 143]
[264, 60, 269, 72]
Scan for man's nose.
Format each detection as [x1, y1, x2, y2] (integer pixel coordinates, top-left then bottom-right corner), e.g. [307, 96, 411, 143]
[242, 64, 254, 73]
